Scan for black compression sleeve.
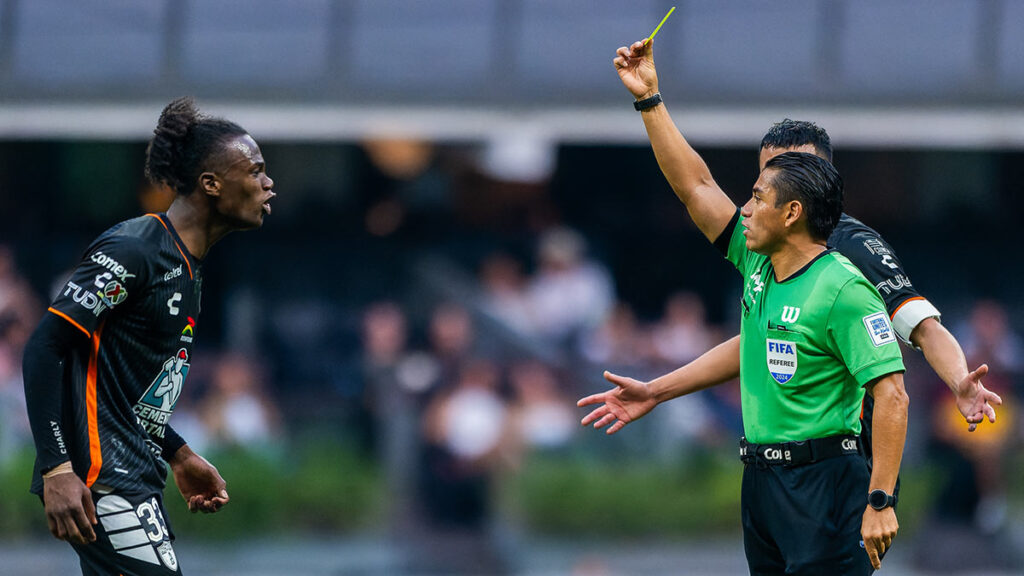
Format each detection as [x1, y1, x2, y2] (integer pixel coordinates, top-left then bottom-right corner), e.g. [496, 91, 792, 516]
[158, 425, 187, 461]
[23, 312, 83, 473]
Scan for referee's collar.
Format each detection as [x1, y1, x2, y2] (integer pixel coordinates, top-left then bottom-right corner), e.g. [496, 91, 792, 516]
[776, 248, 834, 283]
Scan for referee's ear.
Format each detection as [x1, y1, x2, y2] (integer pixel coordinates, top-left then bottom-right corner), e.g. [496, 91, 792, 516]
[782, 199, 803, 230]
[199, 172, 221, 197]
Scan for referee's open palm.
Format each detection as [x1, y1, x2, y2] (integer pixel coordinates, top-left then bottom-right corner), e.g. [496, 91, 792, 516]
[578, 371, 657, 435]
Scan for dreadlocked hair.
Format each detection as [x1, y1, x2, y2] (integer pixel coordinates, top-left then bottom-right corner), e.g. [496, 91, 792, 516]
[144, 97, 247, 195]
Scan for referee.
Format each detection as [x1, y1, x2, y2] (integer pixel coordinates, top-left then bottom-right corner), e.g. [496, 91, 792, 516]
[580, 40, 909, 573]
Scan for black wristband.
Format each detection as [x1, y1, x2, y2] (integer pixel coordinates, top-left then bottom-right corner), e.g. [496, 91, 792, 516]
[634, 92, 663, 111]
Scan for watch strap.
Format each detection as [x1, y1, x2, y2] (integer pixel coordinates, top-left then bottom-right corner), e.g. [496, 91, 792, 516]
[634, 92, 663, 111]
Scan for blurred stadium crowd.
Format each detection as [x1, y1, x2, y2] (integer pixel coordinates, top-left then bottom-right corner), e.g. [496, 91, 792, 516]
[1, 136, 1022, 573]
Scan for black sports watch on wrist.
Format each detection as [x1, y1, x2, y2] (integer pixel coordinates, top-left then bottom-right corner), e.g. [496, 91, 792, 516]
[868, 489, 897, 511]
[633, 92, 663, 111]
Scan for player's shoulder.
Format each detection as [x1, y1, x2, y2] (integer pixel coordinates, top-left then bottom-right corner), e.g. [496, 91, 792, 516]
[817, 250, 871, 289]
[90, 214, 168, 252]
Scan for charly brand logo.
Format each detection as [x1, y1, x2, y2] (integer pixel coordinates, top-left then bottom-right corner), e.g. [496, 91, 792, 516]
[780, 306, 801, 324]
[180, 317, 195, 343]
[167, 292, 182, 316]
[134, 349, 189, 438]
[766, 338, 797, 384]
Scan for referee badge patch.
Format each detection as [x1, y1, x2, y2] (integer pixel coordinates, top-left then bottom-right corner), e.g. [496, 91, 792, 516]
[862, 312, 896, 347]
[766, 338, 798, 384]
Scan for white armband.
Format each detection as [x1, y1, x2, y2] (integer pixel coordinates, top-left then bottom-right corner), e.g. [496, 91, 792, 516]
[891, 297, 941, 347]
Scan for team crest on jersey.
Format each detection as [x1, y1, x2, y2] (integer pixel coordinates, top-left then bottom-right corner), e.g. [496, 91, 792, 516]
[862, 312, 896, 347]
[766, 338, 798, 384]
[134, 349, 189, 438]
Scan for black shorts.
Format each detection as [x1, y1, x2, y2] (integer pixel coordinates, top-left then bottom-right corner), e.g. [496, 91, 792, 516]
[71, 489, 182, 576]
[741, 453, 874, 576]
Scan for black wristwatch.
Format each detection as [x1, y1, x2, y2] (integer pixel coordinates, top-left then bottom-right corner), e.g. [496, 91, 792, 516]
[868, 489, 897, 511]
[633, 92, 663, 111]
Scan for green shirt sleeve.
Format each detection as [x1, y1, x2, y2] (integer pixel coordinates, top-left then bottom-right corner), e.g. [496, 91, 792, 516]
[827, 277, 905, 386]
[723, 215, 765, 277]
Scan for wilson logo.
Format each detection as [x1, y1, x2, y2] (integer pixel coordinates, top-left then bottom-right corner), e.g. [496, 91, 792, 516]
[780, 306, 801, 324]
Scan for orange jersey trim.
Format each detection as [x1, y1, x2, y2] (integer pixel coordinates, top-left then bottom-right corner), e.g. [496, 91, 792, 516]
[85, 322, 105, 487]
[47, 307, 91, 338]
[890, 296, 925, 320]
[145, 213, 193, 280]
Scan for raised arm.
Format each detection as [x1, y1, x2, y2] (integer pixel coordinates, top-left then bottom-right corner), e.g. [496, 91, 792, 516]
[578, 335, 741, 434]
[615, 40, 736, 242]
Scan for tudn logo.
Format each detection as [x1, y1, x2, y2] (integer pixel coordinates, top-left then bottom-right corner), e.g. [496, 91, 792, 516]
[780, 306, 801, 324]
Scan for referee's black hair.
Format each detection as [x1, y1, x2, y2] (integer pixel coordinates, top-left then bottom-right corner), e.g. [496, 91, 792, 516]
[144, 97, 248, 195]
[764, 152, 843, 241]
[760, 119, 833, 163]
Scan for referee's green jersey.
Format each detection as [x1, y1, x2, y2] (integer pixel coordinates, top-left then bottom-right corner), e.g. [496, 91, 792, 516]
[719, 213, 905, 444]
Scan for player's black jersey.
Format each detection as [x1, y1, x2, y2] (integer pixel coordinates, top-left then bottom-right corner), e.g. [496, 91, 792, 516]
[32, 213, 202, 496]
[829, 213, 939, 464]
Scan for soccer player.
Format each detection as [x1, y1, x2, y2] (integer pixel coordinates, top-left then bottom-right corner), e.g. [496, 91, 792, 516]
[580, 40, 911, 574]
[23, 97, 275, 575]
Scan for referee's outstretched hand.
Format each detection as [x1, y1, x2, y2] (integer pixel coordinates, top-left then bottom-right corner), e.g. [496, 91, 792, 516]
[861, 506, 898, 570]
[614, 40, 659, 101]
[577, 371, 658, 435]
[42, 471, 97, 545]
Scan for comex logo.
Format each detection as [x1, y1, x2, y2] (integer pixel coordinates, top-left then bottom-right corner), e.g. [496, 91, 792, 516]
[842, 438, 858, 451]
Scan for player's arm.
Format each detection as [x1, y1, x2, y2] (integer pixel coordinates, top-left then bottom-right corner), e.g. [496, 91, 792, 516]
[861, 372, 908, 570]
[614, 40, 736, 242]
[578, 335, 740, 434]
[911, 318, 999, 431]
[835, 228, 999, 429]
[22, 312, 97, 545]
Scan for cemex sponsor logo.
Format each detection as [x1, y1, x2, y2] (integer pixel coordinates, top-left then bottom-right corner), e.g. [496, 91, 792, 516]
[180, 317, 195, 343]
[164, 265, 182, 282]
[90, 251, 135, 282]
[135, 349, 189, 438]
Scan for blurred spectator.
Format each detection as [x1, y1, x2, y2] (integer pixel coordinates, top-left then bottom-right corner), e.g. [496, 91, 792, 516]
[527, 227, 615, 346]
[199, 352, 283, 454]
[0, 246, 40, 465]
[361, 138, 454, 240]
[578, 301, 650, 367]
[958, 299, 1024, 375]
[415, 358, 511, 573]
[0, 245, 42, 352]
[479, 252, 534, 336]
[359, 302, 420, 532]
[508, 360, 575, 452]
[650, 291, 720, 367]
